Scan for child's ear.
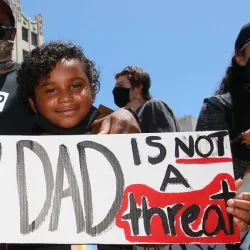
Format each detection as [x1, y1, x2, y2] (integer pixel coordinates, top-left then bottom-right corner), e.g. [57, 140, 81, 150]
[91, 84, 96, 103]
[28, 98, 37, 113]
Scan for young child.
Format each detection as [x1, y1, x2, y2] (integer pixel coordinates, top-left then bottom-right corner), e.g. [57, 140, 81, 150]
[15, 41, 133, 250]
[17, 41, 100, 135]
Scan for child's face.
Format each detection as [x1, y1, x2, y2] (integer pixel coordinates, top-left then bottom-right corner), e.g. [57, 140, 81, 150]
[29, 58, 95, 128]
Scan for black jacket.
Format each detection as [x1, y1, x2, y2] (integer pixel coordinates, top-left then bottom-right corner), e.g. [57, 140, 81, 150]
[136, 99, 180, 133]
[0, 64, 34, 135]
[196, 92, 250, 180]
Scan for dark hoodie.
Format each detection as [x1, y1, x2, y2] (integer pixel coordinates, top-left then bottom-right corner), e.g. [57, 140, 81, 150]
[0, 64, 34, 135]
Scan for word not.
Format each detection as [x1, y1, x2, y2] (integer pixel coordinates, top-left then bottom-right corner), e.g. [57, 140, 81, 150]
[131, 131, 229, 166]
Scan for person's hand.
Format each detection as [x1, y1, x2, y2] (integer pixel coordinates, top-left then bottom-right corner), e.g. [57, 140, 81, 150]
[244, 166, 250, 176]
[92, 108, 141, 134]
[243, 129, 250, 141]
[227, 179, 250, 231]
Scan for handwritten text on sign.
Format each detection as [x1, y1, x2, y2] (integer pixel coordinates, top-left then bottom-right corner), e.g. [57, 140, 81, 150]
[0, 132, 239, 244]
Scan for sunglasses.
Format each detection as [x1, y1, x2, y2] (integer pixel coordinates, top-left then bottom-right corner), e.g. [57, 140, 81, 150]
[0, 22, 14, 40]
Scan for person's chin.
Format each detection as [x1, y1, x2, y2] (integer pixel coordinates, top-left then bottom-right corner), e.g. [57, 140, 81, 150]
[56, 119, 79, 129]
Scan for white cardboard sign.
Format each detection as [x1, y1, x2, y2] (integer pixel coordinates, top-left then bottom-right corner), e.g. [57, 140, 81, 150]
[0, 131, 240, 244]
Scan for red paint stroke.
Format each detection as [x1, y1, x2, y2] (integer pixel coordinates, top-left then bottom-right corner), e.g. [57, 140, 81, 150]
[116, 173, 240, 244]
[176, 157, 232, 164]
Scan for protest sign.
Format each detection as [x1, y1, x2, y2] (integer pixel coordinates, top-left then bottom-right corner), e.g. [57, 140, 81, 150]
[0, 131, 239, 244]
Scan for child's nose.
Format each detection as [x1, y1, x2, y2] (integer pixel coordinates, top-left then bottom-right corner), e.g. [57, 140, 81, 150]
[58, 91, 74, 104]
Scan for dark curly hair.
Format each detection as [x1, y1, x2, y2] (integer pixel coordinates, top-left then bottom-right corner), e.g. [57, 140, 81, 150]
[216, 50, 245, 95]
[17, 41, 100, 103]
[115, 66, 152, 100]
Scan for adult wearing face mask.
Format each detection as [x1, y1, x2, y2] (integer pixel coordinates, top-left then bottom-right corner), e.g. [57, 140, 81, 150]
[0, 0, 34, 134]
[195, 22, 250, 250]
[197, 22, 250, 181]
[0, 0, 141, 135]
[113, 66, 180, 133]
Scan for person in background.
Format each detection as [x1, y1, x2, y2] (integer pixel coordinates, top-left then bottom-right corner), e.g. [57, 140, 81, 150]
[196, 22, 250, 181]
[112, 66, 250, 250]
[0, 0, 34, 134]
[113, 66, 180, 133]
[0, 0, 140, 136]
[195, 22, 250, 250]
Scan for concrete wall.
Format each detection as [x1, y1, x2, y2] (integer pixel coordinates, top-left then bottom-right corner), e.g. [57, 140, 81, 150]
[178, 115, 197, 132]
[10, 0, 44, 63]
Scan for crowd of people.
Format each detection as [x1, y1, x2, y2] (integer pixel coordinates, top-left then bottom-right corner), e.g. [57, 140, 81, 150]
[1, 0, 250, 250]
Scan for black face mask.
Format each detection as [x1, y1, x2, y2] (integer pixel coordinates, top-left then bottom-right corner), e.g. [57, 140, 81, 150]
[233, 58, 250, 95]
[112, 87, 130, 108]
[32, 106, 100, 135]
[232, 58, 250, 110]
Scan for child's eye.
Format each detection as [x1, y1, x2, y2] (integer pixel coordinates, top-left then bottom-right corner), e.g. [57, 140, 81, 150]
[72, 83, 82, 89]
[45, 88, 56, 94]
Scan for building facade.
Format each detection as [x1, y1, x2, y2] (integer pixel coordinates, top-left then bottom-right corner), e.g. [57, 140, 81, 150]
[178, 115, 197, 132]
[9, 0, 44, 63]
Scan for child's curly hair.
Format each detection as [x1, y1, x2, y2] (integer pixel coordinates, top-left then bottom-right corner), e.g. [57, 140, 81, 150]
[17, 41, 100, 102]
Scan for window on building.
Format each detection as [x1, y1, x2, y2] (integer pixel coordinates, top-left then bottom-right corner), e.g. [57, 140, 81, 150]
[23, 50, 28, 60]
[22, 27, 28, 42]
[31, 32, 38, 46]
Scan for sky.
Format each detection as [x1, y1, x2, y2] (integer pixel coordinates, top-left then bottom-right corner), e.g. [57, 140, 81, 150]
[19, 0, 250, 118]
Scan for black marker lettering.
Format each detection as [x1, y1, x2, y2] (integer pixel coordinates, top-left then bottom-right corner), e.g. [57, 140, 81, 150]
[16, 140, 54, 234]
[167, 204, 184, 236]
[175, 136, 194, 158]
[49, 145, 84, 233]
[195, 136, 213, 158]
[210, 180, 235, 234]
[77, 141, 124, 236]
[131, 138, 141, 166]
[122, 193, 141, 235]
[181, 204, 203, 237]
[209, 131, 228, 156]
[0, 95, 4, 103]
[160, 164, 191, 191]
[146, 136, 166, 165]
[202, 205, 226, 236]
[210, 180, 235, 202]
[142, 197, 170, 236]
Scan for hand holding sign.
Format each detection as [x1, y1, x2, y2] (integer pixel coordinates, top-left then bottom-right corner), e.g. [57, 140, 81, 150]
[226, 179, 250, 232]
